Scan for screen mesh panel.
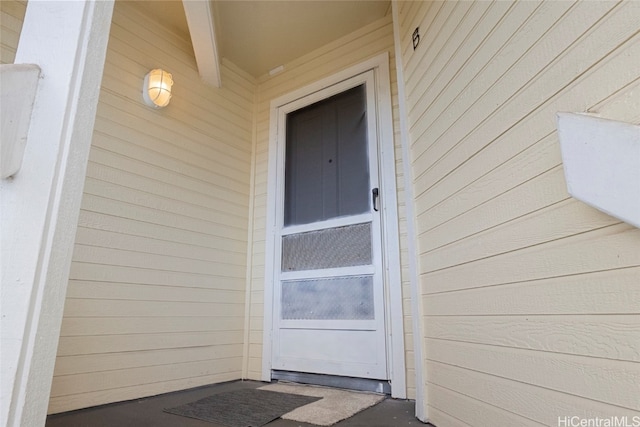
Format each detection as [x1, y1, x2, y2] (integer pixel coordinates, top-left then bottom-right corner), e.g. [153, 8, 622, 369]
[281, 275, 374, 320]
[282, 223, 372, 271]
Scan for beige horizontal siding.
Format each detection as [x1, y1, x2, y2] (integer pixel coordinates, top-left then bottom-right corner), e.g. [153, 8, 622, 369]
[49, 1, 255, 414]
[398, 0, 640, 423]
[244, 14, 415, 398]
[0, 0, 25, 64]
[429, 360, 638, 424]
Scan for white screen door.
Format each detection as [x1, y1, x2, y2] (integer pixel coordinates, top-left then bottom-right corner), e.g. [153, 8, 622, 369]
[271, 71, 388, 380]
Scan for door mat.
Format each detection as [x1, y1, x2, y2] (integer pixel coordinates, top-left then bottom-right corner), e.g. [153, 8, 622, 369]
[164, 388, 321, 427]
[260, 383, 385, 426]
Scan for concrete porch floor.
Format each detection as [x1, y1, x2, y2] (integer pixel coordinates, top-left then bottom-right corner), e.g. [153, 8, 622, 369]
[46, 380, 431, 427]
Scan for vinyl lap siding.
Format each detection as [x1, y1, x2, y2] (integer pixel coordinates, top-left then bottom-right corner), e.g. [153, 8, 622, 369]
[245, 15, 417, 398]
[398, 1, 640, 425]
[48, 2, 255, 413]
[0, 0, 25, 64]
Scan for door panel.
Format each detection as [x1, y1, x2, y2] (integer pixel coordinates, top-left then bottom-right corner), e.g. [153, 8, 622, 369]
[284, 85, 370, 226]
[272, 71, 388, 380]
[277, 329, 385, 378]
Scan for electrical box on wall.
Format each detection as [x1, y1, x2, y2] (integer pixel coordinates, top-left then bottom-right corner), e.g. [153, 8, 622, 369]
[556, 112, 640, 229]
[0, 64, 41, 179]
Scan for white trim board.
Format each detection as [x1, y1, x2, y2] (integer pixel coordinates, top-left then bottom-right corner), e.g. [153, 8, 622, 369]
[262, 52, 406, 398]
[1, 2, 114, 426]
[182, 0, 221, 88]
[391, 0, 427, 420]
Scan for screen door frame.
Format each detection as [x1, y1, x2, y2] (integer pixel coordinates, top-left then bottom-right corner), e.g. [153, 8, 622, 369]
[274, 73, 385, 379]
[262, 53, 406, 398]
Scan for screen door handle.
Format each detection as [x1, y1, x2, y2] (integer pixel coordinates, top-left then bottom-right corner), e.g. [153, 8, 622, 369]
[372, 188, 379, 211]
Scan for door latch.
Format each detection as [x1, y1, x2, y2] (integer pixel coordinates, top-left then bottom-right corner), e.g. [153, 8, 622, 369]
[372, 188, 380, 211]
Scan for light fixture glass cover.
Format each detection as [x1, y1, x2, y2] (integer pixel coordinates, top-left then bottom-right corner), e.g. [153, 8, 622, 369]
[143, 69, 173, 108]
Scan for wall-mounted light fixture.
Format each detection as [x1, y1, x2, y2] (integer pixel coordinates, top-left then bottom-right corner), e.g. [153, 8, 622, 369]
[142, 69, 173, 108]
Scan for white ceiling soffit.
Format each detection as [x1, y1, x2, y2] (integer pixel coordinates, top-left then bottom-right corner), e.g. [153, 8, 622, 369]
[214, 0, 390, 78]
[137, 1, 389, 84]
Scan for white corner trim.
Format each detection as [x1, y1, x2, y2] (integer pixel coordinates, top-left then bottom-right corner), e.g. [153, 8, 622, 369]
[242, 91, 259, 379]
[557, 113, 640, 229]
[183, 0, 221, 88]
[374, 54, 407, 399]
[392, 0, 428, 421]
[262, 53, 407, 395]
[0, 64, 41, 179]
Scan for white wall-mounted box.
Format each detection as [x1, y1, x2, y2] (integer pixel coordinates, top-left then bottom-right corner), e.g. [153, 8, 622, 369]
[0, 64, 41, 179]
[557, 113, 640, 229]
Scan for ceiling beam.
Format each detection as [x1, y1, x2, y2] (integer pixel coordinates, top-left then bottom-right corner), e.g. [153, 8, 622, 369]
[182, 0, 221, 88]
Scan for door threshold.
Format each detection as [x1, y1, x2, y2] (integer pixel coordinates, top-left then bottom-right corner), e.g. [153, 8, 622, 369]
[271, 370, 391, 394]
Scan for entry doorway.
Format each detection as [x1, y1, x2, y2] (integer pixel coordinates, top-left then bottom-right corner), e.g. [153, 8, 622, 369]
[263, 54, 406, 397]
